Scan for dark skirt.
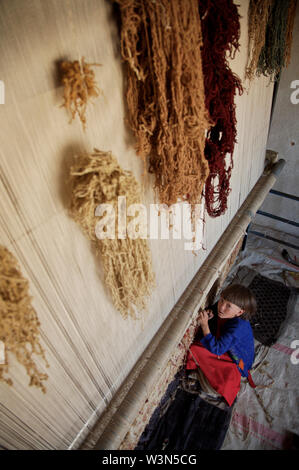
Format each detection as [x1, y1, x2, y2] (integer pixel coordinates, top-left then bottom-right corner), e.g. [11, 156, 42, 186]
[135, 370, 233, 451]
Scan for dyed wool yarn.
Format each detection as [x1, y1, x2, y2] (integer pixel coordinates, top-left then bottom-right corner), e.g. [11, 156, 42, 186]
[257, 0, 292, 79]
[0, 246, 49, 393]
[199, 0, 243, 217]
[60, 57, 101, 130]
[246, 0, 297, 79]
[69, 149, 155, 319]
[116, 0, 211, 208]
[284, 0, 297, 67]
[246, 0, 274, 81]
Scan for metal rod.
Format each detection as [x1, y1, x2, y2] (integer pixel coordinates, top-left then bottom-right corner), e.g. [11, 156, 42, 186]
[249, 230, 299, 251]
[269, 189, 299, 202]
[256, 210, 299, 227]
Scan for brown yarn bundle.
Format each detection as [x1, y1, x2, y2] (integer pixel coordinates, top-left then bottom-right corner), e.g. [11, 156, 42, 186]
[246, 0, 273, 81]
[60, 57, 101, 130]
[0, 246, 49, 393]
[284, 0, 297, 67]
[117, 0, 211, 208]
[69, 148, 155, 319]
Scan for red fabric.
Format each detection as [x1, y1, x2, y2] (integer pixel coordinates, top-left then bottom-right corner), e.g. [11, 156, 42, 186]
[186, 343, 241, 406]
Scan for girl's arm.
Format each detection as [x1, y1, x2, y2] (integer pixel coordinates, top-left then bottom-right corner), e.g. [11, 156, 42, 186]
[198, 311, 238, 355]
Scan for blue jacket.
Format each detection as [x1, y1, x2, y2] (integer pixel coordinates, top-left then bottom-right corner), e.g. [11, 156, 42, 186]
[200, 306, 255, 378]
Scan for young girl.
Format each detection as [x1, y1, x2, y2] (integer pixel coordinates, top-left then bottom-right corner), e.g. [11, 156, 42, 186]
[136, 284, 257, 451]
[186, 283, 257, 406]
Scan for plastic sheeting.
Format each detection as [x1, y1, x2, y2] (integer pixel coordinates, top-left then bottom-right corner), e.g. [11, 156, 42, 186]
[221, 227, 299, 450]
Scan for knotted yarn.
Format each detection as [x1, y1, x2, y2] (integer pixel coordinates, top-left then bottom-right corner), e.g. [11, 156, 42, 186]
[257, 0, 292, 79]
[284, 0, 297, 67]
[60, 57, 101, 130]
[199, 0, 243, 217]
[0, 246, 49, 393]
[116, 0, 211, 209]
[69, 148, 155, 319]
[246, 0, 273, 81]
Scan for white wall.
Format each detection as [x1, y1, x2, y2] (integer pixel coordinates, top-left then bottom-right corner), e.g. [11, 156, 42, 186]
[0, 0, 273, 449]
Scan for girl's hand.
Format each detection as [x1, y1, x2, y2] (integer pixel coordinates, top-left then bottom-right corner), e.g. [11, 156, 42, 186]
[197, 309, 212, 337]
[198, 309, 213, 326]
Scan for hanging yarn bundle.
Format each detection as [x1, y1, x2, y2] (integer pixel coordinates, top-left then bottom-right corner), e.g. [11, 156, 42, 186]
[257, 0, 293, 79]
[246, 0, 297, 80]
[69, 148, 155, 319]
[198, 0, 243, 217]
[60, 57, 101, 130]
[0, 246, 49, 393]
[246, 0, 273, 81]
[116, 0, 211, 208]
[284, 0, 297, 67]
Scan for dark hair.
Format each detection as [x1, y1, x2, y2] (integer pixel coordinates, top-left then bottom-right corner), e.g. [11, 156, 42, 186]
[220, 284, 257, 320]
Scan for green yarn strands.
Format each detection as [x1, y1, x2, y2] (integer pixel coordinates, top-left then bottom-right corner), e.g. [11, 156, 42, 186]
[257, 0, 291, 79]
[246, 0, 273, 81]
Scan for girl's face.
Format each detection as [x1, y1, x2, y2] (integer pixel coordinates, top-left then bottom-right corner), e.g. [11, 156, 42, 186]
[218, 297, 244, 319]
